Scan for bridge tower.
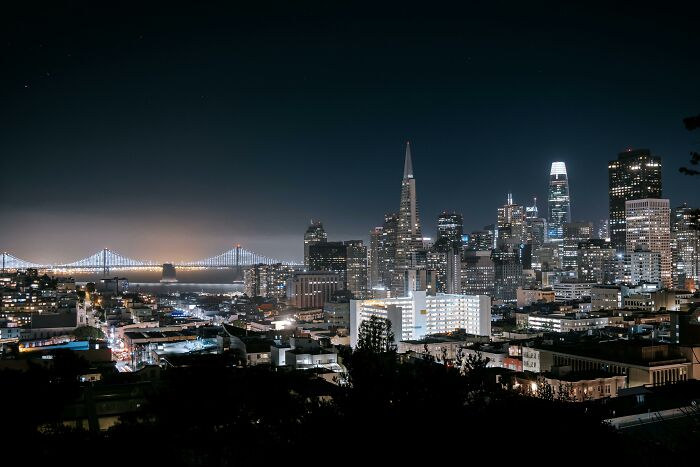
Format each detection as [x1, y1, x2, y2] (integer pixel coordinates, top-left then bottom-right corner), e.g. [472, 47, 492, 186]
[233, 244, 243, 281]
[102, 248, 109, 277]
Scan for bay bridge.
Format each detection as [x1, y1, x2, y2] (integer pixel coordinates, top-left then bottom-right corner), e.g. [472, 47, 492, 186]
[1, 245, 299, 275]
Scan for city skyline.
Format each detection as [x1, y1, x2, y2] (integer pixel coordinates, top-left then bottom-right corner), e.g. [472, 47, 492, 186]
[2, 3, 700, 262]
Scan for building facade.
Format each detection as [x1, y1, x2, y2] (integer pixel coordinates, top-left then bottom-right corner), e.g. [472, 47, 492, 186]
[628, 247, 662, 287]
[562, 221, 593, 270]
[286, 272, 341, 308]
[303, 220, 327, 268]
[461, 250, 495, 296]
[393, 142, 424, 297]
[345, 240, 368, 299]
[436, 212, 463, 251]
[244, 263, 295, 299]
[625, 198, 671, 288]
[608, 149, 662, 253]
[577, 239, 616, 284]
[548, 162, 572, 243]
[350, 290, 491, 346]
[672, 203, 699, 290]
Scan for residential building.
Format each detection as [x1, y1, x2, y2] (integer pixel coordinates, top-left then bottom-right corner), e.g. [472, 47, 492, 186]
[552, 281, 594, 302]
[516, 287, 555, 308]
[350, 291, 491, 346]
[525, 312, 623, 332]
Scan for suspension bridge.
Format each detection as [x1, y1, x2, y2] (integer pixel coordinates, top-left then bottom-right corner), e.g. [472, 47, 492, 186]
[1, 245, 298, 274]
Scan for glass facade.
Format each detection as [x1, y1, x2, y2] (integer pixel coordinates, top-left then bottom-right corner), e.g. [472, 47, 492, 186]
[548, 162, 571, 242]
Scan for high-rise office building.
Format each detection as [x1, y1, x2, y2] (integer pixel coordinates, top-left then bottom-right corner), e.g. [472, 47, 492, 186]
[497, 193, 526, 248]
[436, 212, 463, 251]
[525, 197, 548, 251]
[393, 142, 424, 297]
[309, 240, 368, 299]
[625, 199, 671, 288]
[345, 240, 368, 299]
[287, 272, 341, 308]
[492, 247, 523, 301]
[672, 203, 699, 290]
[608, 149, 662, 252]
[303, 220, 327, 268]
[427, 248, 461, 294]
[562, 221, 593, 270]
[596, 219, 610, 241]
[531, 243, 560, 272]
[379, 213, 398, 293]
[577, 239, 616, 284]
[244, 263, 295, 299]
[308, 241, 347, 279]
[628, 246, 662, 288]
[461, 250, 495, 296]
[548, 162, 571, 243]
[368, 227, 383, 291]
[467, 229, 495, 251]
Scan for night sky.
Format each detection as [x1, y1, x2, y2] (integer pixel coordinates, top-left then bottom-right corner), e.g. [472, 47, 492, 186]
[2, 2, 699, 263]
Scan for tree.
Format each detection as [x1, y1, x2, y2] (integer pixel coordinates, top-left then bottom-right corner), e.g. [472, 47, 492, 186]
[680, 114, 700, 176]
[535, 376, 554, 401]
[356, 315, 396, 354]
[556, 382, 575, 402]
[455, 347, 490, 376]
[72, 325, 104, 340]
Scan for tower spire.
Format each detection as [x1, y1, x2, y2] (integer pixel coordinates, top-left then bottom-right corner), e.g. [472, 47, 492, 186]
[403, 141, 413, 179]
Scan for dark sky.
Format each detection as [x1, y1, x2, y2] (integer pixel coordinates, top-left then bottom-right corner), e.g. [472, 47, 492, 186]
[2, 1, 699, 263]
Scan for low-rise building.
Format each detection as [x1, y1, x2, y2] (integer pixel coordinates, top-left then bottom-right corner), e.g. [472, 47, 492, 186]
[591, 285, 621, 310]
[552, 281, 594, 302]
[522, 341, 692, 388]
[516, 287, 555, 308]
[525, 312, 623, 333]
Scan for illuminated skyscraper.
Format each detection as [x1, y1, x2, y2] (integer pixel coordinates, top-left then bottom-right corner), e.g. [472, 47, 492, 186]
[368, 227, 383, 291]
[393, 142, 424, 296]
[436, 212, 463, 251]
[303, 220, 327, 268]
[562, 221, 593, 270]
[379, 213, 398, 293]
[672, 203, 699, 290]
[625, 199, 671, 289]
[497, 193, 526, 247]
[345, 240, 368, 299]
[608, 149, 662, 253]
[525, 197, 548, 251]
[548, 162, 571, 243]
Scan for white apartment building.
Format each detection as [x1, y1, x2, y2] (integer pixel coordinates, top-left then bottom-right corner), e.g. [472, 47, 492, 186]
[350, 291, 491, 347]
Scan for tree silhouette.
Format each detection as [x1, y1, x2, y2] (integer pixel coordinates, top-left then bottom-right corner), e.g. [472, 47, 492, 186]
[680, 114, 700, 176]
[356, 315, 396, 354]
